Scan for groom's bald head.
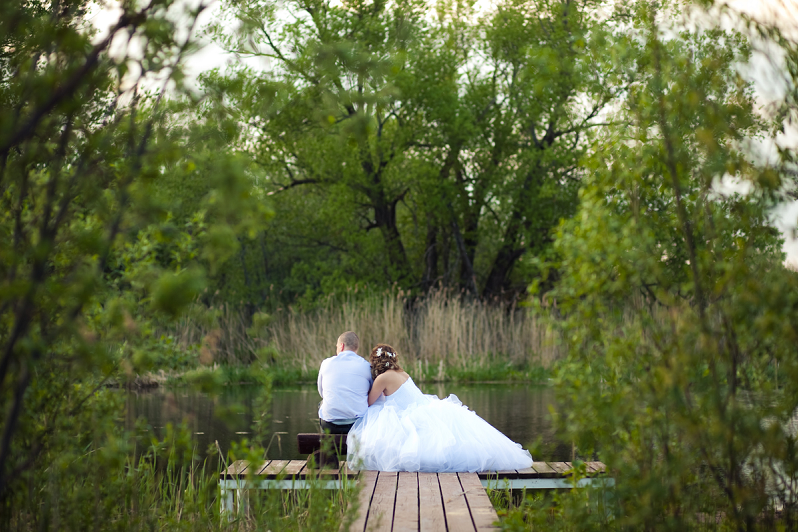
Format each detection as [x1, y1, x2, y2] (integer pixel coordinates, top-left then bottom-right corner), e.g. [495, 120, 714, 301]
[337, 331, 359, 353]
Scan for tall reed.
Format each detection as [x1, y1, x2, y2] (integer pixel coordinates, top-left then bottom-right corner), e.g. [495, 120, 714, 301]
[171, 290, 564, 372]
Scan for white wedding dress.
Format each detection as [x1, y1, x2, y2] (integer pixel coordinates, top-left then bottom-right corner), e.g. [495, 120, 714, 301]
[346, 377, 533, 472]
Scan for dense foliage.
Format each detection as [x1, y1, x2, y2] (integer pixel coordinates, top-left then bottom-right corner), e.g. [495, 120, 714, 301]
[202, 0, 630, 304]
[2, 0, 798, 530]
[0, 0, 274, 527]
[518, 1, 798, 530]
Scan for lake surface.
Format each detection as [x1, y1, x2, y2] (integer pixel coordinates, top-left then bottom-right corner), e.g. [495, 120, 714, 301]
[125, 382, 571, 461]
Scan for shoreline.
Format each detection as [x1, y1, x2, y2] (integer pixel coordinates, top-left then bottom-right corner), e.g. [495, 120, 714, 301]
[106, 363, 552, 390]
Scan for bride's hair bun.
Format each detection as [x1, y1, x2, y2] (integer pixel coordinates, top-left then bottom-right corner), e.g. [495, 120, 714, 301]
[369, 343, 403, 379]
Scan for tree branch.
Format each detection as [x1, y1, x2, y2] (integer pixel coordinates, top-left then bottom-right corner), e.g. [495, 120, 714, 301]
[264, 177, 320, 196]
[0, 8, 149, 157]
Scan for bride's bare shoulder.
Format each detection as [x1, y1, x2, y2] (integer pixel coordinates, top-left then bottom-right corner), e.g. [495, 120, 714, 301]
[375, 370, 409, 383]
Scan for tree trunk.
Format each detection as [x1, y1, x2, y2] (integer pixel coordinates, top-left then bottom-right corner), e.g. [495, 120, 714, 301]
[482, 238, 525, 297]
[422, 223, 438, 291]
[373, 197, 413, 283]
[360, 144, 414, 284]
[239, 239, 252, 309]
[451, 216, 478, 296]
[482, 168, 538, 298]
[457, 177, 481, 293]
[258, 233, 269, 305]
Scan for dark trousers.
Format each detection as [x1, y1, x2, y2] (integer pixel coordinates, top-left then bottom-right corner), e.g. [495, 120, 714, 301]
[313, 419, 353, 467]
[319, 419, 354, 435]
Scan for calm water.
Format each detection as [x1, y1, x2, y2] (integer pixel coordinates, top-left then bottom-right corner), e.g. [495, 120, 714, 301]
[125, 382, 570, 461]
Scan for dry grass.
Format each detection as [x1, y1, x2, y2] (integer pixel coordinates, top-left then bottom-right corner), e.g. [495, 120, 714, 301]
[171, 290, 564, 371]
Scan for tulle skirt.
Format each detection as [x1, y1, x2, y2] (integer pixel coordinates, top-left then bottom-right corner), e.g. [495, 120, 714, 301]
[346, 388, 533, 473]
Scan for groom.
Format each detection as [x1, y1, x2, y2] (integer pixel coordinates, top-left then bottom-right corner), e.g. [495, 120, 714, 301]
[317, 331, 373, 435]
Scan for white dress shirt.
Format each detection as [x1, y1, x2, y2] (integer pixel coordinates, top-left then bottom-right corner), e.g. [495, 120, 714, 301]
[317, 350, 373, 422]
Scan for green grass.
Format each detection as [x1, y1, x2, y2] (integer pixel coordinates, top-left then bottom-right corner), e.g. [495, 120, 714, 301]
[157, 359, 551, 388]
[8, 425, 357, 532]
[411, 359, 551, 383]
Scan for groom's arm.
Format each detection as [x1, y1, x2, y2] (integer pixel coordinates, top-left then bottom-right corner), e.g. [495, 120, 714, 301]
[317, 359, 326, 397]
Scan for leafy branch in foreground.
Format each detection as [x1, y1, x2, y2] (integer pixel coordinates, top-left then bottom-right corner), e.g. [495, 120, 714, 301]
[0, 0, 271, 513]
[532, 1, 798, 530]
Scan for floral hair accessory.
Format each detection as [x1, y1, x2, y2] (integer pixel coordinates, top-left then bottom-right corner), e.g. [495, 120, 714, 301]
[376, 347, 383, 357]
[385, 362, 390, 367]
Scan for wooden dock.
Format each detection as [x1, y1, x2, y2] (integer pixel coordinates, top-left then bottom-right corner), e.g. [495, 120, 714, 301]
[220, 459, 357, 480]
[220, 459, 608, 530]
[351, 470, 499, 532]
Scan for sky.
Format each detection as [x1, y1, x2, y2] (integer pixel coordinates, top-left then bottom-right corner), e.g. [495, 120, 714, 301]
[87, 0, 798, 268]
[721, 0, 798, 268]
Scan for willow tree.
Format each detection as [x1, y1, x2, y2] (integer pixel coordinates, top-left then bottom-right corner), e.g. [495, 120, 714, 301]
[412, 0, 630, 297]
[209, 0, 628, 301]
[208, 0, 428, 293]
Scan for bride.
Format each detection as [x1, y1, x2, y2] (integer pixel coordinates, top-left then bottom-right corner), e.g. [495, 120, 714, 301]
[346, 344, 533, 472]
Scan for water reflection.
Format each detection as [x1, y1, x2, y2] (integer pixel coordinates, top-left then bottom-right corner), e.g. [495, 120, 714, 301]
[125, 383, 569, 462]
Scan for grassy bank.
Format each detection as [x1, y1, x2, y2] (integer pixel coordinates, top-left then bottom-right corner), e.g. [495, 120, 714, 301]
[148, 359, 552, 388]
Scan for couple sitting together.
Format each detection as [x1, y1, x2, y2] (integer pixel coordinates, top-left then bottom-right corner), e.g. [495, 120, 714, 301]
[318, 331, 533, 472]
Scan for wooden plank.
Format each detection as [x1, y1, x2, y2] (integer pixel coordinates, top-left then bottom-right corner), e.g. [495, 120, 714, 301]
[392, 472, 419, 532]
[548, 462, 572, 475]
[586, 461, 606, 474]
[339, 461, 358, 479]
[304, 456, 328, 474]
[476, 469, 519, 480]
[438, 472, 475, 532]
[515, 467, 542, 479]
[258, 459, 290, 477]
[476, 470, 515, 480]
[349, 470, 378, 532]
[458, 473, 499, 531]
[366, 471, 398, 532]
[296, 461, 308, 476]
[530, 462, 557, 478]
[249, 460, 266, 476]
[283, 460, 306, 477]
[316, 460, 345, 478]
[318, 466, 340, 478]
[418, 472, 447, 532]
[222, 459, 251, 479]
[316, 460, 351, 479]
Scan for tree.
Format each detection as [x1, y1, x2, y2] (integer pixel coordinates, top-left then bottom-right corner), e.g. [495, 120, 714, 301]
[0, 0, 267, 504]
[540, 1, 798, 529]
[416, 0, 629, 297]
[208, 0, 628, 302]
[209, 0, 426, 292]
